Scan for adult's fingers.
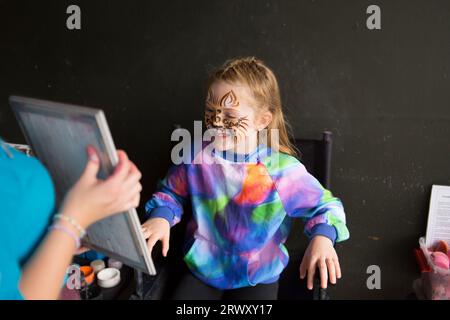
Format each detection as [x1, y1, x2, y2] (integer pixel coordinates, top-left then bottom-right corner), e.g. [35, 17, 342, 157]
[130, 193, 141, 208]
[121, 197, 140, 212]
[121, 163, 142, 192]
[326, 258, 336, 285]
[109, 150, 131, 182]
[319, 258, 328, 289]
[76, 246, 91, 255]
[130, 162, 142, 178]
[79, 146, 100, 184]
[120, 183, 142, 208]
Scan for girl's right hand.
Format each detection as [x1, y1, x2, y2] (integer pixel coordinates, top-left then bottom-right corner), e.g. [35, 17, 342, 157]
[61, 146, 142, 229]
[141, 218, 170, 257]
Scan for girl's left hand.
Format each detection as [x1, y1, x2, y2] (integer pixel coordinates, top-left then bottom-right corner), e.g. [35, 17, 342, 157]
[299, 235, 341, 290]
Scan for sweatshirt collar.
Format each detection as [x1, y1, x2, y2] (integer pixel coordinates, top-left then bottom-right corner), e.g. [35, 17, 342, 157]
[214, 144, 271, 163]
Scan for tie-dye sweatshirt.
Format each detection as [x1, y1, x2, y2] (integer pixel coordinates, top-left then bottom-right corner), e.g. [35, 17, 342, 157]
[145, 144, 349, 289]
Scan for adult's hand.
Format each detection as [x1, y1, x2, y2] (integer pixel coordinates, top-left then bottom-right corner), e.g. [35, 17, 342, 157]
[61, 146, 142, 228]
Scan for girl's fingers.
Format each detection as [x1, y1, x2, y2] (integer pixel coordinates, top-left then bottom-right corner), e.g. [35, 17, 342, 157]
[142, 228, 151, 239]
[334, 257, 342, 279]
[319, 258, 328, 289]
[307, 262, 316, 290]
[326, 258, 336, 285]
[299, 260, 307, 279]
[161, 232, 170, 257]
[146, 235, 159, 255]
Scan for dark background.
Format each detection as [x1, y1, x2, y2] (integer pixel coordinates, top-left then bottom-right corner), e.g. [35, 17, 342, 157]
[1, 0, 449, 299]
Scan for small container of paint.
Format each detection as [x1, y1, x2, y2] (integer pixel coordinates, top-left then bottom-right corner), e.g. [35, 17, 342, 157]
[90, 259, 106, 274]
[107, 258, 123, 270]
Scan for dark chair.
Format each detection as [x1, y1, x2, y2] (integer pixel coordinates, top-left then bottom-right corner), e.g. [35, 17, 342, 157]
[135, 131, 334, 300]
[277, 131, 333, 300]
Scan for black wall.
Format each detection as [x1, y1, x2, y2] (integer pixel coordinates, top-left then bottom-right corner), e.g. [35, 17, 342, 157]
[1, 0, 449, 299]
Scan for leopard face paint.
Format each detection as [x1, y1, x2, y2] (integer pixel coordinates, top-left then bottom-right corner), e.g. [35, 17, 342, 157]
[205, 89, 249, 139]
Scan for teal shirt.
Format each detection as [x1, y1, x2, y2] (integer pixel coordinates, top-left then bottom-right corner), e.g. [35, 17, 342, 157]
[0, 140, 55, 299]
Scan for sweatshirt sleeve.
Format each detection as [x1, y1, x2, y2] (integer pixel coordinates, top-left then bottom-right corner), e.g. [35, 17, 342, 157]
[271, 154, 349, 244]
[145, 164, 188, 227]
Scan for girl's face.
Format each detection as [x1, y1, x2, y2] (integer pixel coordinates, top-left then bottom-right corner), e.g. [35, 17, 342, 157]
[205, 81, 260, 153]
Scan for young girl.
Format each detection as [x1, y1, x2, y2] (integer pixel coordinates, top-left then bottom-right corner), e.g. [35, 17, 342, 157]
[142, 57, 349, 300]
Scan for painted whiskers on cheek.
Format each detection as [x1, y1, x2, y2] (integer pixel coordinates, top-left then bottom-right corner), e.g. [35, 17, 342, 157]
[223, 116, 249, 141]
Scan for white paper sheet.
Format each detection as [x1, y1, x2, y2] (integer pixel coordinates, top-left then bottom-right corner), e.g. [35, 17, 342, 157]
[425, 185, 450, 248]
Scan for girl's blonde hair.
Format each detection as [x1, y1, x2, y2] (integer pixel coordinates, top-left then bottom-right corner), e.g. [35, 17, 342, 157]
[206, 57, 297, 156]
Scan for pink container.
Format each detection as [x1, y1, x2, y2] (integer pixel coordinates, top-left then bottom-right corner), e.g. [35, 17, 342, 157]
[419, 237, 450, 300]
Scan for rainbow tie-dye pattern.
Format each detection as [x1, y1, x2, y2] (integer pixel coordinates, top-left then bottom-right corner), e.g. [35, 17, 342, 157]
[145, 144, 349, 289]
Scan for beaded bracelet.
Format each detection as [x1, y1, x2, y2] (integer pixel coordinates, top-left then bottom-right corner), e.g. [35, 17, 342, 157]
[48, 224, 81, 249]
[53, 214, 86, 238]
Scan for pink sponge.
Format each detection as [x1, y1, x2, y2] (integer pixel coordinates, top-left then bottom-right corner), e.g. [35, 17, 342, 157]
[431, 251, 450, 269]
